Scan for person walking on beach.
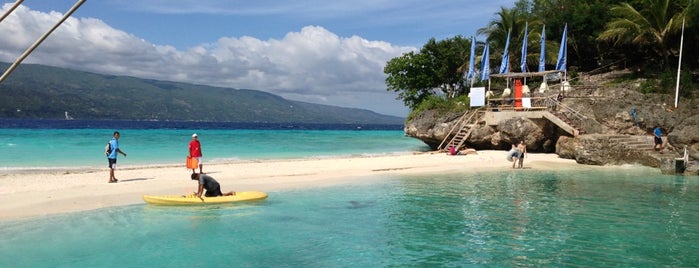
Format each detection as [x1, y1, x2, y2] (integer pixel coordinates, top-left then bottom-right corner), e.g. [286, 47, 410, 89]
[511, 143, 520, 169]
[189, 133, 203, 173]
[654, 126, 663, 153]
[191, 173, 235, 198]
[107, 131, 127, 183]
[517, 140, 527, 168]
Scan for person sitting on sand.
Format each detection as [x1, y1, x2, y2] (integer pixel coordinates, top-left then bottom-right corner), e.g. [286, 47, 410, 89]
[448, 146, 458, 155]
[448, 146, 478, 156]
[191, 173, 235, 198]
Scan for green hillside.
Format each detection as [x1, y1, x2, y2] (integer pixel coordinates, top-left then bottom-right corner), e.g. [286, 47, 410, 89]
[0, 63, 404, 124]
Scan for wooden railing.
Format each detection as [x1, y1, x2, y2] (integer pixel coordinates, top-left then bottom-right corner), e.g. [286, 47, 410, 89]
[483, 96, 549, 112]
[484, 95, 591, 135]
[437, 95, 593, 152]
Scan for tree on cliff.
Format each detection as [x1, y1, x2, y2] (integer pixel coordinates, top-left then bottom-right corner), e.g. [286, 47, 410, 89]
[384, 0, 697, 111]
[597, 0, 692, 70]
[478, 6, 540, 72]
[384, 36, 472, 109]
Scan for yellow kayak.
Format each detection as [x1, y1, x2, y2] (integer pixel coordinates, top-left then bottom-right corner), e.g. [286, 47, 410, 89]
[142, 191, 268, 205]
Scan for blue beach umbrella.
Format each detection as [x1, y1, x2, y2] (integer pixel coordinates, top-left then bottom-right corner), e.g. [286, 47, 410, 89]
[499, 30, 511, 74]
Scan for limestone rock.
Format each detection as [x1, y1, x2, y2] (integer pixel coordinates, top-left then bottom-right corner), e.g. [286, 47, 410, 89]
[404, 74, 699, 172]
[667, 114, 699, 160]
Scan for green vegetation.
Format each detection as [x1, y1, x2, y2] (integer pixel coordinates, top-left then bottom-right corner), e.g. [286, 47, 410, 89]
[407, 95, 471, 121]
[0, 63, 404, 124]
[597, 0, 688, 70]
[386, 0, 698, 111]
[385, 36, 471, 110]
[647, 69, 696, 96]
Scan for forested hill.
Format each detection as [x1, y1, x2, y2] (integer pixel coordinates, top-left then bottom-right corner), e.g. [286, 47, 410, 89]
[0, 63, 404, 124]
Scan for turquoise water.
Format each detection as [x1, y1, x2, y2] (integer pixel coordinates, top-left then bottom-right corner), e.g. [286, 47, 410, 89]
[2, 169, 697, 267]
[0, 128, 425, 170]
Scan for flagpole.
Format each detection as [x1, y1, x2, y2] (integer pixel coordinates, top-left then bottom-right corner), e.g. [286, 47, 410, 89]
[674, 17, 685, 109]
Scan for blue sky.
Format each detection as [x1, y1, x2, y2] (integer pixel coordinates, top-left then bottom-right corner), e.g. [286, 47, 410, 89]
[1, 0, 515, 117]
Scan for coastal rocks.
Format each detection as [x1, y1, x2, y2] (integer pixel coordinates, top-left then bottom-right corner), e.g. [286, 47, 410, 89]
[467, 125, 501, 148]
[403, 109, 463, 149]
[556, 135, 658, 167]
[404, 77, 698, 171]
[667, 114, 699, 160]
[564, 86, 693, 136]
[405, 110, 558, 152]
[496, 117, 556, 152]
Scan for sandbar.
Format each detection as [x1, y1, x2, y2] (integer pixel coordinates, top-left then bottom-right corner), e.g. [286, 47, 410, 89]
[1, 151, 589, 220]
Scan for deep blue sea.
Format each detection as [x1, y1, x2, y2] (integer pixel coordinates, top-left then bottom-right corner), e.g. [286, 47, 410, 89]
[1, 119, 698, 267]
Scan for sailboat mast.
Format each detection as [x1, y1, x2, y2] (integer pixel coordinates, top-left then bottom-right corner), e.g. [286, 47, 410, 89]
[0, 0, 86, 85]
[0, 0, 24, 24]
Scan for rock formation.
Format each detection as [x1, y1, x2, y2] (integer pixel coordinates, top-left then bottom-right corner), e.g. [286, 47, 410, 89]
[404, 72, 698, 173]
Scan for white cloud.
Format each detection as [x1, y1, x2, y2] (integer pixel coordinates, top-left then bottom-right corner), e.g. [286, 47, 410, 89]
[0, 4, 415, 116]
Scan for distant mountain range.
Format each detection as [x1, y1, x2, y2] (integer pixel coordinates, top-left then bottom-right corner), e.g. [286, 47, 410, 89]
[0, 63, 404, 124]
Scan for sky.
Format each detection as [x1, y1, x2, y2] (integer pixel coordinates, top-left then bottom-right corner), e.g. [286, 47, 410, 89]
[0, 0, 515, 117]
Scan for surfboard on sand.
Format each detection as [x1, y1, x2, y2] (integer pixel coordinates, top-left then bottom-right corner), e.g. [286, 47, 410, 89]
[142, 191, 268, 205]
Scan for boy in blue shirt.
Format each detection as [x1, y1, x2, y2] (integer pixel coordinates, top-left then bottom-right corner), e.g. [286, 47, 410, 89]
[653, 126, 663, 153]
[107, 131, 127, 183]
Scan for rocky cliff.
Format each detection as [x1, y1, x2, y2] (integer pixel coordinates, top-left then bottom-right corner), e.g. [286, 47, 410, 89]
[404, 72, 699, 173]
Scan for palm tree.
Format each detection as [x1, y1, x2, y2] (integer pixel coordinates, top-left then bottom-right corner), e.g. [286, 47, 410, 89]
[477, 7, 542, 73]
[597, 0, 689, 69]
[479, 7, 521, 51]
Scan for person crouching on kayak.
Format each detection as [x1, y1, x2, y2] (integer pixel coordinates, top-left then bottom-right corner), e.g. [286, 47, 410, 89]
[191, 173, 235, 198]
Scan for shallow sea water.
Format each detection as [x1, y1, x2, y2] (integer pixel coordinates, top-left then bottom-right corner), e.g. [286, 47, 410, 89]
[0, 127, 423, 170]
[1, 168, 698, 267]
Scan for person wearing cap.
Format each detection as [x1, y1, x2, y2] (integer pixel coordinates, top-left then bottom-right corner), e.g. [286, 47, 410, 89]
[189, 133, 203, 173]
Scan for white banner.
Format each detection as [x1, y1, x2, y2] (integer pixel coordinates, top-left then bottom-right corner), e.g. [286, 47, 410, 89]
[470, 87, 486, 107]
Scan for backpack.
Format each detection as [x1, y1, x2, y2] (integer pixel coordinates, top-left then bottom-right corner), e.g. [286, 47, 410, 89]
[105, 142, 112, 156]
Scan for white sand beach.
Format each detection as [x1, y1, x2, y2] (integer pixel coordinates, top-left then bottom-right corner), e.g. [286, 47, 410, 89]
[0, 151, 583, 220]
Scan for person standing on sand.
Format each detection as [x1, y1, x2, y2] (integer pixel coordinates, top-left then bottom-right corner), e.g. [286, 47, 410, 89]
[653, 126, 663, 153]
[191, 173, 235, 198]
[517, 140, 527, 168]
[511, 143, 520, 169]
[107, 131, 126, 183]
[189, 133, 203, 173]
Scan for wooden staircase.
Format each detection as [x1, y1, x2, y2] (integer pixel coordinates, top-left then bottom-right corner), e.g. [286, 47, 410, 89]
[437, 108, 484, 151]
[550, 111, 585, 135]
[545, 96, 587, 136]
